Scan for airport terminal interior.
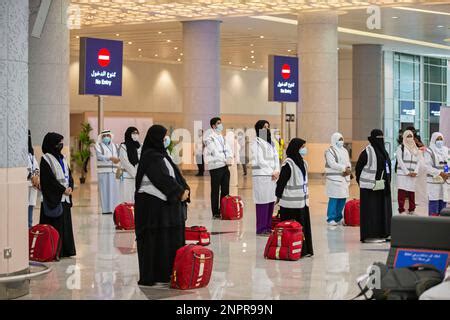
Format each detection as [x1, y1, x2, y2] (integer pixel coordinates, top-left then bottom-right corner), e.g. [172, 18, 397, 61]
[1, 0, 450, 301]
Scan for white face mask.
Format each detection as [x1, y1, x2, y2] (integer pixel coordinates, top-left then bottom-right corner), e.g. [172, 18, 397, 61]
[299, 147, 307, 156]
[132, 134, 139, 142]
[336, 140, 344, 148]
[215, 123, 223, 132]
[435, 140, 444, 149]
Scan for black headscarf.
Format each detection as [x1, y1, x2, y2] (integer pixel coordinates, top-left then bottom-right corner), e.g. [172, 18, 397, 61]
[368, 129, 389, 161]
[255, 120, 271, 144]
[142, 125, 167, 154]
[286, 138, 306, 178]
[42, 132, 64, 159]
[137, 125, 188, 194]
[124, 126, 140, 166]
[28, 130, 34, 156]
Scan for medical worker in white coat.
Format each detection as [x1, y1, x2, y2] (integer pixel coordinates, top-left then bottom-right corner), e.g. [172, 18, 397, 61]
[395, 130, 421, 215]
[95, 129, 120, 214]
[251, 120, 280, 235]
[118, 127, 141, 203]
[27, 130, 40, 228]
[324, 133, 352, 226]
[424, 132, 449, 216]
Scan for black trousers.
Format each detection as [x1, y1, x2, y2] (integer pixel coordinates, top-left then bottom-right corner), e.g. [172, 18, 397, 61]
[210, 166, 230, 217]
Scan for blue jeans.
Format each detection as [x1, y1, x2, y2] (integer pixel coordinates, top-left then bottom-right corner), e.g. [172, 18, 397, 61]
[327, 198, 346, 223]
[28, 205, 34, 228]
[429, 200, 447, 216]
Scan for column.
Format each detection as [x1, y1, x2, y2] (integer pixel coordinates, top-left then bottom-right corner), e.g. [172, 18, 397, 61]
[297, 11, 338, 174]
[352, 44, 383, 161]
[29, 0, 70, 155]
[181, 20, 221, 170]
[0, 0, 30, 299]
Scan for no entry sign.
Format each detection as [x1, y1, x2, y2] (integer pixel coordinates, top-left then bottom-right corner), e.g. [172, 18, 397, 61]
[79, 37, 123, 96]
[97, 48, 111, 67]
[268, 55, 299, 102]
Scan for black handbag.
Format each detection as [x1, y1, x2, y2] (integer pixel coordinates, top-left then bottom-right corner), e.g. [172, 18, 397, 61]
[42, 201, 63, 218]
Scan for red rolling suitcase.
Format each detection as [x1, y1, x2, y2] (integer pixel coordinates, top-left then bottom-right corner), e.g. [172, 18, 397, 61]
[344, 199, 360, 226]
[29, 224, 61, 262]
[185, 226, 211, 246]
[170, 245, 214, 290]
[220, 195, 244, 220]
[114, 203, 135, 230]
[264, 220, 303, 261]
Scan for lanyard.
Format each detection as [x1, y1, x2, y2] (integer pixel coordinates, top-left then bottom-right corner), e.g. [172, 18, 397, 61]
[58, 157, 69, 182]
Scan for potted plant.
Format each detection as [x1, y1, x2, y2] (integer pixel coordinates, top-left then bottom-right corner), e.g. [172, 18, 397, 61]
[73, 123, 95, 184]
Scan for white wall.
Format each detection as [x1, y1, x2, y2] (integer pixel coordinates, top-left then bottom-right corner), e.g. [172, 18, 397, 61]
[70, 57, 285, 115]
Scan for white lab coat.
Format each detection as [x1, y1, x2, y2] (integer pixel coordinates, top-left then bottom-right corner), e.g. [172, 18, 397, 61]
[325, 134, 351, 199]
[118, 144, 141, 203]
[250, 137, 280, 204]
[396, 146, 421, 193]
[203, 130, 233, 171]
[424, 133, 449, 201]
[27, 153, 39, 206]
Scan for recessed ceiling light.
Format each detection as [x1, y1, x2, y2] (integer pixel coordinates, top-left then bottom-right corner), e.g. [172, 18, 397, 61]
[177, 58, 181, 62]
[251, 50, 254, 53]
[75, 36, 79, 39]
[242, 68, 246, 71]
[180, 53, 183, 56]
[228, 62, 232, 64]
[138, 48, 142, 51]
[167, 40, 171, 43]
[251, 55, 254, 58]
[250, 44, 254, 47]
[392, 16, 399, 19]
[174, 47, 178, 50]
[128, 41, 132, 45]
[259, 35, 264, 39]
[287, 49, 291, 52]
[437, 25, 444, 28]
[154, 54, 158, 57]
[252, 61, 256, 64]
[158, 31, 162, 34]
[115, 33, 120, 36]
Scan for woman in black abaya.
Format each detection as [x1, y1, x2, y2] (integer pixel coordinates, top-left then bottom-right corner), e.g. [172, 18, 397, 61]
[355, 129, 393, 243]
[134, 125, 190, 286]
[39, 132, 76, 258]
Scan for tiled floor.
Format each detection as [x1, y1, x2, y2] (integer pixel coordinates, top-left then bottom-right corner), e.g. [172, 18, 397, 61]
[21, 173, 409, 300]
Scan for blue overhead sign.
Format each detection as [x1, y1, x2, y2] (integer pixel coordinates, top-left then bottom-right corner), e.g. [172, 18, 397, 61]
[430, 102, 442, 117]
[268, 55, 299, 102]
[79, 37, 123, 96]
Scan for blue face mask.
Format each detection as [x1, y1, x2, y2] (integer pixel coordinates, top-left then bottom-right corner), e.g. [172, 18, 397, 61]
[215, 123, 224, 132]
[102, 137, 111, 145]
[435, 140, 444, 149]
[163, 136, 171, 149]
[299, 147, 307, 156]
[336, 140, 344, 148]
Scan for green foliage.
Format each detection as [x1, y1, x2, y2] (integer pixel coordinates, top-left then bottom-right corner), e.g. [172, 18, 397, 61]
[73, 123, 95, 178]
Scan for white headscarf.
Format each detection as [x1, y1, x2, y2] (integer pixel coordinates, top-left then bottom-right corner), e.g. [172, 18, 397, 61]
[330, 132, 350, 163]
[429, 132, 448, 158]
[97, 129, 114, 144]
[402, 130, 419, 156]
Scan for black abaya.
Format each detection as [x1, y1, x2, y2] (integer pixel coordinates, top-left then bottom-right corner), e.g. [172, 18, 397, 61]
[356, 148, 393, 242]
[39, 156, 76, 258]
[134, 143, 188, 286]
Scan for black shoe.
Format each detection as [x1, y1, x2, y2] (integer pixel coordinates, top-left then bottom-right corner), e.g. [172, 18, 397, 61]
[213, 215, 221, 220]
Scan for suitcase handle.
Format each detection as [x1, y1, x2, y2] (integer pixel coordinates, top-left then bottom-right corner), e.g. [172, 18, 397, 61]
[193, 253, 213, 260]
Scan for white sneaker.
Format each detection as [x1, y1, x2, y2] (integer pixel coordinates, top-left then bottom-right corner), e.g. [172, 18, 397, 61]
[328, 220, 338, 226]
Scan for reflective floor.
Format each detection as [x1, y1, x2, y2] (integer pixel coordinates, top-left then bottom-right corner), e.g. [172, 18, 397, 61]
[21, 173, 408, 300]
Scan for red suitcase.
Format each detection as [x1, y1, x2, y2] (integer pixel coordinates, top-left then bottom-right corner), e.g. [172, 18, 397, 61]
[220, 195, 244, 220]
[114, 203, 135, 230]
[185, 226, 211, 246]
[344, 199, 360, 226]
[264, 220, 303, 261]
[29, 224, 61, 262]
[170, 244, 214, 290]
